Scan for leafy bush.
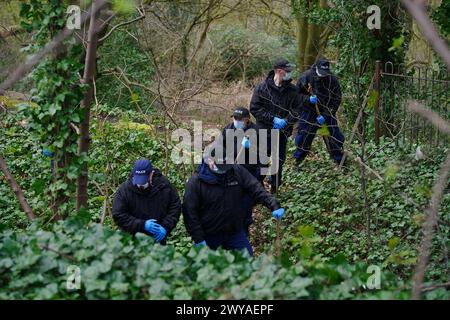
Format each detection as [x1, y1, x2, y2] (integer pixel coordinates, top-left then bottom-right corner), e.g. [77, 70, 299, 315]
[263, 138, 450, 286]
[433, 0, 450, 36]
[209, 25, 296, 82]
[0, 111, 188, 228]
[96, 24, 155, 115]
[0, 218, 433, 300]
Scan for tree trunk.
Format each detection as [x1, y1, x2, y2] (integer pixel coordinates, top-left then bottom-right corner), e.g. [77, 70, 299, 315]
[76, 0, 100, 211]
[296, 13, 308, 72]
[304, 22, 321, 68]
[0, 154, 35, 220]
[295, 0, 329, 71]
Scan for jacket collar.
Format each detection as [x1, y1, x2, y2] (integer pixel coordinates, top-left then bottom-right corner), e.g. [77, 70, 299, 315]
[198, 162, 220, 184]
[198, 162, 235, 185]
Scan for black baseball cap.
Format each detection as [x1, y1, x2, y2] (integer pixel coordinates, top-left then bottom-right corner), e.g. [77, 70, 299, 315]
[273, 58, 295, 72]
[315, 57, 332, 76]
[231, 106, 250, 120]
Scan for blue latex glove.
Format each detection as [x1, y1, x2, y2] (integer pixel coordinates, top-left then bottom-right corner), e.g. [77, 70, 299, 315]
[241, 136, 250, 149]
[144, 220, 167, 242]
[316, 115, 325, 125]
[309, 95, 318, 104]
[144, 219, 157, 234]
[42, 149, 54, 158]
[195, 240, 207, 247]
[273, 117, 287, 129]
[272, 208, 285, 220]
[153, 224, 167, 243]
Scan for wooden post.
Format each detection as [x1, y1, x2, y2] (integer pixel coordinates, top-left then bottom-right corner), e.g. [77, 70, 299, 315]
[374, 60, 382, 145]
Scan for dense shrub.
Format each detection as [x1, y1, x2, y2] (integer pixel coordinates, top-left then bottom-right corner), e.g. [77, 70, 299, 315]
[0, 111, 187, 228]
[0, 218, 430, 300]
[209, 25, 296, 82]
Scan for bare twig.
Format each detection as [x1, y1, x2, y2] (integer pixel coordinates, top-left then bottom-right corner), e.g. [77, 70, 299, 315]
[407, 100, 450, 136]
[70, 122, 80, 135]
[339, 76, 375, 167]
[421, 282, 450, 293]
[39, 245, 77, 262]
[0, 26, 24, 39]
[98, 7, 145, 43]
[0, 0, 109, 95]
[0, 154, 35, 220]
[411, 151, 450, 299]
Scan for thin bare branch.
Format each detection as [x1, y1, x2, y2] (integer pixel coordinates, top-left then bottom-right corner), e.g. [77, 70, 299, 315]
[0, 0, 109, 95]
[98, 7, 145, 43]
[0, 154, 35, 220]
[421, 282, 450, 293]
[411, 151, 450, 299]
[407, 100, 450, 136]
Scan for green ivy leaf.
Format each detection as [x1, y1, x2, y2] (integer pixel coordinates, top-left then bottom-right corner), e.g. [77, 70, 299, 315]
[31, 179, 46, 194]
[71, 113, 80, 123]
[317, 124, 330, 137]
[388, 35, 404, 52]
[388, 237, 400, 251]
[299, 225, 315, 238]
[384, 163, 399, 183]
[48, 103, 61, 116]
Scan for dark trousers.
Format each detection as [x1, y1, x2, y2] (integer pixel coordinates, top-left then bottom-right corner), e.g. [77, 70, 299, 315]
[265, 129, 289, 189]
[205, 230, 253, 256]
[293, 110, 345, 164]
[243, 167, 264, 233]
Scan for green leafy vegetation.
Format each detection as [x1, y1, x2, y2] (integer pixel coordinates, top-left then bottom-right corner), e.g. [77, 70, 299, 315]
[0, 111, 187, 228]
[0, 0, 448, 301]
[0, 218, 433, 300]
[263, 139, 450, 285]
[209, 25, 296, 82]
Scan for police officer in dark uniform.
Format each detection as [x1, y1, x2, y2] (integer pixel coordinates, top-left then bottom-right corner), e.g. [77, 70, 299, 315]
[182, 159, 285, 256]
[293, 57, 345, 165]
[250, 58, 309, 193]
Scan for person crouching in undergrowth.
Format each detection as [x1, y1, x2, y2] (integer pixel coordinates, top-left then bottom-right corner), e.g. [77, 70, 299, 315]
[112, 158, 181, 244]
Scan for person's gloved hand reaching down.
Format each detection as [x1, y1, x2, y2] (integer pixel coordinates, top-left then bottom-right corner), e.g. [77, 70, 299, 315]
[272, 208, 285, 220]
[195, 240, 207, 248]
[145, 219, 167, 243]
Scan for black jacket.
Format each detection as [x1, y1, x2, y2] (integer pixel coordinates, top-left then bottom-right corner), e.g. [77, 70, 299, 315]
[250, 70, 310, 133]
[112, 169, 181, 237]
[182, 163, 280, 243]
[296, 68, 342, 116]
[215, 121, 260, 172]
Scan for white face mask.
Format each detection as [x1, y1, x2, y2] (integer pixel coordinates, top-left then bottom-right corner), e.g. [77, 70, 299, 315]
[315, 67, 328, 78]
[137, 182, 149, 189]
[282, 71, 292, 81]
[233, 120, 245, 129]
